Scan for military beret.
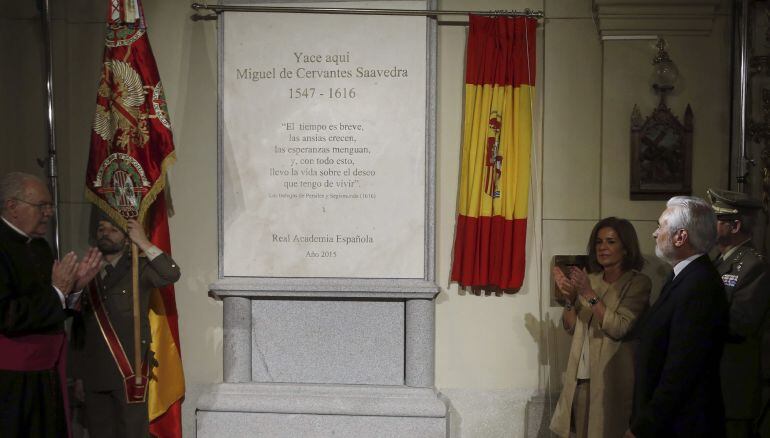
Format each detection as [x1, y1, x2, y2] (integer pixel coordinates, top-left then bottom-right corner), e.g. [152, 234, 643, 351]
[706, 188, 763, 218]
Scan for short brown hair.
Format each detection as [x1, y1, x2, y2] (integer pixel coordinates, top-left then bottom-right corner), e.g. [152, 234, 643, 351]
[586, 217, 645, 273]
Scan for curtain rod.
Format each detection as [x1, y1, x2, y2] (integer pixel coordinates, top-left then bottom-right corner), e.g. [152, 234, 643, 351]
[190, 3, 544, 20]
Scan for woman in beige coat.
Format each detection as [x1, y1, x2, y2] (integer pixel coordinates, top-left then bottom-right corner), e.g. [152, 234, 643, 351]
[549, 217, 651, 438]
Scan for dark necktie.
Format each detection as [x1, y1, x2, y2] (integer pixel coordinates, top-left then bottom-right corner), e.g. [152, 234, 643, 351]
[656, 271, 675, 298]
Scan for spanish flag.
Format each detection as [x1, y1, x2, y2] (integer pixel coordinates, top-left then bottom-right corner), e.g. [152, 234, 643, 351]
[84, 1, 184, 436]
[451, 15, 537, 291]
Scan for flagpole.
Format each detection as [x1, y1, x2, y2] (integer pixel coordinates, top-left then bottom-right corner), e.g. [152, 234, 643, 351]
[191, 3, 544, 18]
[132, 242, 142, 386]
[37, 0, 62, 258]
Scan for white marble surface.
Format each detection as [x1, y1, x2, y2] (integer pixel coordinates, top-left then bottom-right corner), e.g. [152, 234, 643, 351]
[221, 1, 428, 278]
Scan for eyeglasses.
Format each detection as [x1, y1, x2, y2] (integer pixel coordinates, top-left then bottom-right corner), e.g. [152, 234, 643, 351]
[13, 198, 55, 212]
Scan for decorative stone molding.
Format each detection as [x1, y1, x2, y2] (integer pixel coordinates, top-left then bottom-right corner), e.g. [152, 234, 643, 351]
[593, 0, 723, 37]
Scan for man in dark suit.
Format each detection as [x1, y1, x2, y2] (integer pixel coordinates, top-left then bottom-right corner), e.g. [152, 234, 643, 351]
[626, 196, 728, 438]
[71, 215, 180, 438]
[0, 172, 101, 437]
[708, 188, 770, 438]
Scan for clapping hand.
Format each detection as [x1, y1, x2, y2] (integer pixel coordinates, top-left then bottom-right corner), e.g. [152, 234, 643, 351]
[52, 252, 78, 295]
[553, 266, 577, 304]
[568, 266, 592, 298]
[52, 248, 104, 294]
[74, 247, 103, 291]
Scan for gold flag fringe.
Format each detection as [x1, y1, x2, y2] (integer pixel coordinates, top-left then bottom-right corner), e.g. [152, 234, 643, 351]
[85, 150, 177, 229]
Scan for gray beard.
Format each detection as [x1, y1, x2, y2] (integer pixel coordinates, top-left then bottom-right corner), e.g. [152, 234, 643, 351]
[655, 242, 675, 265]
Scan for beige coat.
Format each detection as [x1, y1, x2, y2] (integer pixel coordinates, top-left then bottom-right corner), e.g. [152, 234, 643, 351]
[549, 270, 651, 438]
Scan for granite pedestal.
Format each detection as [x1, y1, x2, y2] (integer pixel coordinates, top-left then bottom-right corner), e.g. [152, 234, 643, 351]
[196, 284, 447, 437]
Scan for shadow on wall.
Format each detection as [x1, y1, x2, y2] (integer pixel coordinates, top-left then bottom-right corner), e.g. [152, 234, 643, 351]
[522, 312, 565, 438]
[524, 313, 565, 368]
[523, 309, 572, 403]
[526, 393, 559, 438]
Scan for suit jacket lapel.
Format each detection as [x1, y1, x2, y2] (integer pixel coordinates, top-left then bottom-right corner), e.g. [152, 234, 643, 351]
[649, 254, 713, 315]
[648, 270, 677, 315]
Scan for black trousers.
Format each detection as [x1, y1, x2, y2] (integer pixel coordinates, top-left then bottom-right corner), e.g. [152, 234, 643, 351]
[84, 389, 149, 438]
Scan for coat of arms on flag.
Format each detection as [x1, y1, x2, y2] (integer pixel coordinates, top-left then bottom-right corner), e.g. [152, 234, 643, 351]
[84, 1, 184, 436]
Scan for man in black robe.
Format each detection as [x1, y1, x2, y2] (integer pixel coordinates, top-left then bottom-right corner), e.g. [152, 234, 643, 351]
[0, 172, 101, 437]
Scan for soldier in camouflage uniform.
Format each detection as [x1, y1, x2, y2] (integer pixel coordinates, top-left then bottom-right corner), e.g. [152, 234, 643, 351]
[708, 188, 770, 438]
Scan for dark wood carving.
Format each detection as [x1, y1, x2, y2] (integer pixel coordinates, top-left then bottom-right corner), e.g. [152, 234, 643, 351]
[630, 101, 693, 200]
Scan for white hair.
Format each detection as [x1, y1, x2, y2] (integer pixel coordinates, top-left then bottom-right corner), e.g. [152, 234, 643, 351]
[664, 196, 717, 253]
[0, 172, 44, 212]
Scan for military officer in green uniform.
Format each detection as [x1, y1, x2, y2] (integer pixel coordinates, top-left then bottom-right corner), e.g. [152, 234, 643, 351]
[708, 188, 770, 438]
[71, 215, 180, 438]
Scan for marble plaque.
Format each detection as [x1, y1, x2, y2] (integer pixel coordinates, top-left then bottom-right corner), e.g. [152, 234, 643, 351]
[221, 1, 428, 279]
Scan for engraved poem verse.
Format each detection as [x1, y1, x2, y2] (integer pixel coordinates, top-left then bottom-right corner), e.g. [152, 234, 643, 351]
[221, 3, 427, 278]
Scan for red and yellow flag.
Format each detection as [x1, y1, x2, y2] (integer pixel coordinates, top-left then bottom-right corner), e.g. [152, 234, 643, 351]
[451, 15, 537, 292]
[84, 1, 184, 436]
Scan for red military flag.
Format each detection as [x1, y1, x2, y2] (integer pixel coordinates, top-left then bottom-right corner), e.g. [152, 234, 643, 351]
[84, 1, 184, 436]
[451, 15, 537, 292]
